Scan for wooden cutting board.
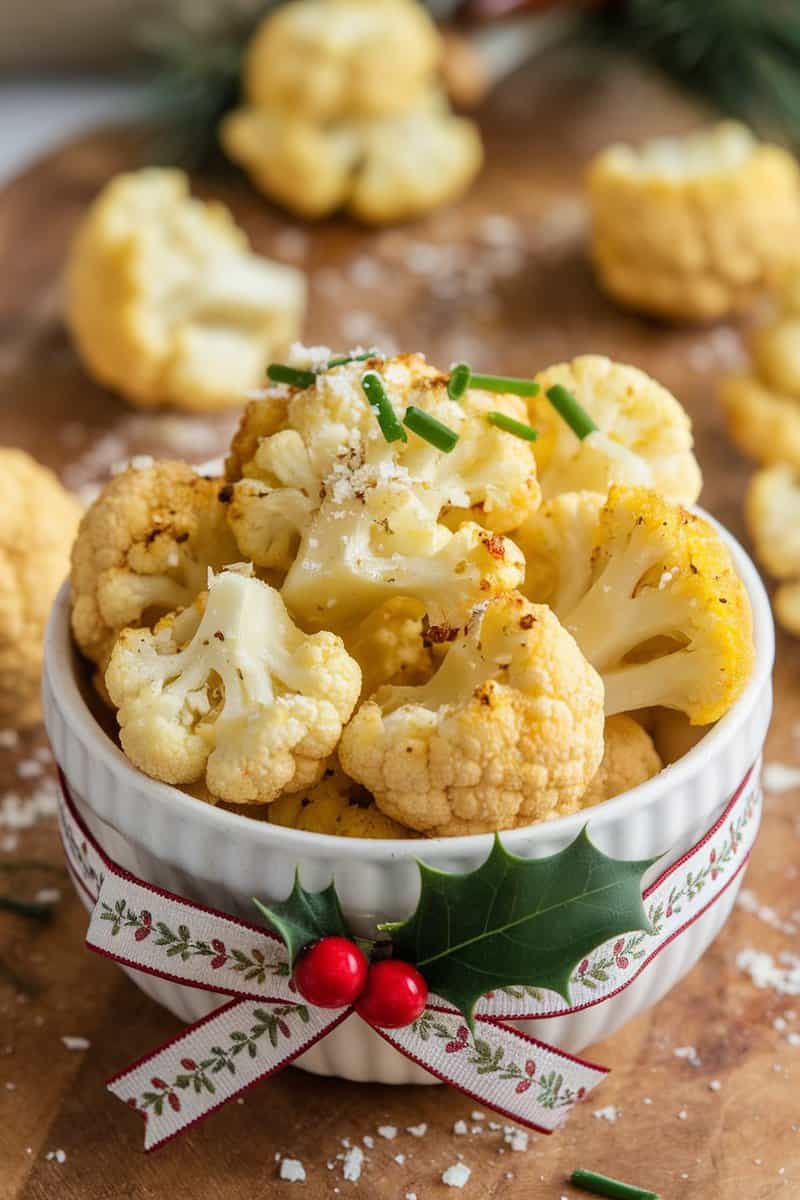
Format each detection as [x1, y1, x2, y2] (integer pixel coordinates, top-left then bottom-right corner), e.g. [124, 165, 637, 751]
[1, 49, 798, 1200]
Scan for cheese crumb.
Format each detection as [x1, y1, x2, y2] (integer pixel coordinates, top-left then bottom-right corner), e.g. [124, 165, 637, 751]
[377, 1125, 397, 1140]
[61, 1036, 90, 1052]
[674, 1045, 702, 1068]
[678, 1109, 688, 1120]
[762, 763, 800, 794]
[442, 1162, 471, 1188]
[709, 1080, 722, 1092]
[279, 1158, 306, 1183]
[593, 1105, 621, 1123]
[406, 1123, 427, 1138]
[505, 1128, 529, 1152]
[736, 948, 800, 995]
[341, 1145, 364, 1183]
[453, 1120, 468, 1136]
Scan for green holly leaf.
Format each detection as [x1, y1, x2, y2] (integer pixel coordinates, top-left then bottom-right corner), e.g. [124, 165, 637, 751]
[385, 829, 656, 1027]
[252, 872, 348, 969]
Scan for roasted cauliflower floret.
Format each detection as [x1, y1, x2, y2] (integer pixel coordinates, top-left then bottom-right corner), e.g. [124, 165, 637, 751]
[580, 715, 662, 808]
[517, 486, 754, 724]
[70, 461, 239, 668]
[339, 593, 604, 836]
[530, 356, 702, 505]
[719, 374, 800, 468]
[0, 449, 81, 727]
[226, 351, 539, 570]
[105, 567, 361, 804]
[751, 312, 800, 399]
[65, 169, 305, 411]
[588, 121, 800, 321]
[345, 598, 435, 698]
[746, 463, 800, 635]
[242, 0, 440, 121]
[269, 761, 411, 838]
[281, 464, 525, 633]
[220, 92, 482, 224]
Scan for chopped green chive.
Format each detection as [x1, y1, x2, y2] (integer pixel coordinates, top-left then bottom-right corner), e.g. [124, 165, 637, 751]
[570, 1168, 660, 1199]
[0, 896, 53, 921]
[361, 372, 407, 444]
[403, 406, 459, 452]
[447, 362, 472, 401]
[546, 384, 598, 440]
[470, 372, 540, 398]
[267, 363, 316, 388]
[327, 350, 376, 368]
[487, 411, 539, 442]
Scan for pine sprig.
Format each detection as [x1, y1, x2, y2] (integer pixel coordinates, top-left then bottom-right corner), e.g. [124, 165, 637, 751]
[588, 0, 800, 143]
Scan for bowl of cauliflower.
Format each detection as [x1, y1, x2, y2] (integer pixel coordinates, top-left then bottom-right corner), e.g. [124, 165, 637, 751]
[43, 348, 772, 1083]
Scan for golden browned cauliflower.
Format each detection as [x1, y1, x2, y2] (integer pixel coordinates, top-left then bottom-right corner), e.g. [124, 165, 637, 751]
[580, 715, 662, 808]
[339, 593, 605, 837]
[588, 122, 800, 321]
[516, 486, 754, 725]
[269, 761, 411, 838]
[65, 168, 306, 411]
[71, 460, 238, 668]
[220, 91, 482, 224]
[719, 373, 800, 468]
[746, 463, 800, 635]
[529, 356, 702, 505]
[225, 350, 540, 571]
[242, 0, 441, 121]
[344, 598, 435, 699]
[0, 449, 82, 727]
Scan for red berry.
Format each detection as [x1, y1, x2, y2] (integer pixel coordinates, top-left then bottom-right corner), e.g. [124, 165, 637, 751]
[355, 959, 428, 1029]
[293, 936, 368, 1009]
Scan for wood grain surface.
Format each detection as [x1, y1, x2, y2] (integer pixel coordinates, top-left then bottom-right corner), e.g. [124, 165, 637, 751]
[1, 50, 799, 1200]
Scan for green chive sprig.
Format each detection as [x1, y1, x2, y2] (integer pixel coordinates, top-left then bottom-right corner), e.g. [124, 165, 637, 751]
[569, 1168, 660, 1199]
[0, 896, 54, 921]
[267, 363, 316, 389]
[326, 350, 376, 368]
[470, 372, 540, 398]
[447, 362, 472, 401]
[487, 411, 538, 442]
[403, 406, 459, 453]
[361, 372, 407, 444]
[546, 384, 598, 440]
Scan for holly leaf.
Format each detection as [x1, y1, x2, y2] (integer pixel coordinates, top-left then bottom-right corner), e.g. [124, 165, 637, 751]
[385, 829, 656, 1028]
[253, 873, 348, 969]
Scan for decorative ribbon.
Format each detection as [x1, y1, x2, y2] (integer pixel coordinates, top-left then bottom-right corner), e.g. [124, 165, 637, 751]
[56, 764, 760, 1151]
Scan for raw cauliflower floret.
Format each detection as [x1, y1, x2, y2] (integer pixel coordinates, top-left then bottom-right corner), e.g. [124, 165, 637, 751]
[580, 715, 662, 808]
[220, 91, 482, 224]
[280, 464, 525, 633]
[746, 463, 800, 635]
[241, 0, 441, 122]
[719, 374, 800, 468]
[105, 567, 361, 804]
[530, 356, 702, 505]
[226, 351, 539, 570]
[339, 593, 604, 836]
[269, 761, 411, 838]
[0, 449, 82, 727]
[65, 168, 306, 411]
[588, 121, 800, 321]
[517, 486, 754, 724]
[71, 461, 239, 668]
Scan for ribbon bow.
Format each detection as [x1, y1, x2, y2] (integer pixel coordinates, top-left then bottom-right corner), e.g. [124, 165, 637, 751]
[57, 766, 759, 1151]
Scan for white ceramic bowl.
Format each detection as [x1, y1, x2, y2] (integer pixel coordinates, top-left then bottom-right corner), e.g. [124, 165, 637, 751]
[42, 522, 774, 1084]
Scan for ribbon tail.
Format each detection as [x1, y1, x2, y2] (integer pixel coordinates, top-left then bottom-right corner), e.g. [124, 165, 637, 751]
[108, 998, 349, 1151]
[375, 1008, 608, 1134]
